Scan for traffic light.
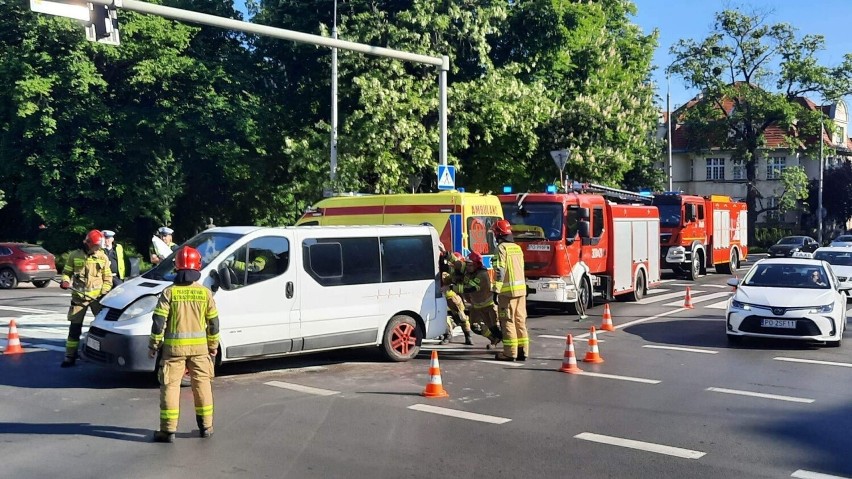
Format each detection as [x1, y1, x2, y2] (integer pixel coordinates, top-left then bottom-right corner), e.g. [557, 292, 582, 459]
[86, 3, 119, 45]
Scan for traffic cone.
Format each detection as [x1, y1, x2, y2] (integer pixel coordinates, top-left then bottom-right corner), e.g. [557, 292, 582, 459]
[731, 275, 738, 292]
[4, 319, 23, 355]
[558, 334, 583, 374]
[683, 287, 695, 309]
[583, 327, 604, 364]
[421, 350, 449, 398]
[599, 304, 616, 332]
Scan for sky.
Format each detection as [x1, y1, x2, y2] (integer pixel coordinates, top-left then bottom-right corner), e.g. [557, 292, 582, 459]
[631, 0, 852, 110]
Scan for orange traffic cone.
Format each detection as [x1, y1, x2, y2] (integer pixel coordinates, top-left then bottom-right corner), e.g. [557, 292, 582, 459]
[4, 319, 23, 355]
[421, 350, 449, 398]
[559, 334, 583, 374]
[583, 327, 604, 364]
[683, 287, 695, 309]
[599, 304, 616, 332]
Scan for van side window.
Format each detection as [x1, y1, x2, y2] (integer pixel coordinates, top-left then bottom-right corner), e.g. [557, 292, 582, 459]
[303, 237, 381, 286]
[226, 236, 290, 287]
[592, 207, 604, 238]
[381, 235, 434, 282]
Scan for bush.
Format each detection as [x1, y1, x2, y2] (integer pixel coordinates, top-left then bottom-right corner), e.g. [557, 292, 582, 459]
[755, 226, 795, 248]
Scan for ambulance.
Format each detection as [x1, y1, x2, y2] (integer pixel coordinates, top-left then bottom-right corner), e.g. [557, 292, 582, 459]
[295, 191, 504, 267]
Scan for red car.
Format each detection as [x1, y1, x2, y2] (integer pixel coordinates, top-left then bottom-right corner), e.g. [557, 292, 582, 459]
[0, 243, 58, 289]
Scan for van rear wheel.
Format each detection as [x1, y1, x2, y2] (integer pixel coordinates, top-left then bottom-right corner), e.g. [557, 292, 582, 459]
[381, 315, 422, 362]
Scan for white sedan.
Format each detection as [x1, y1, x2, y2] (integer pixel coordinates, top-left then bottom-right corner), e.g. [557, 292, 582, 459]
[813, 247, 852, 284]
[830, 235, 852, 247]
[726, 258, 852, 347]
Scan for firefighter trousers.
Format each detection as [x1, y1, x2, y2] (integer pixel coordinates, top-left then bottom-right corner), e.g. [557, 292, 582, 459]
[65, 300, 102, 360]
[445, 293, 471, 333]
[469, 305, 498, 339]
[158, 354, 214, 433]
[498, 295, 528, 358]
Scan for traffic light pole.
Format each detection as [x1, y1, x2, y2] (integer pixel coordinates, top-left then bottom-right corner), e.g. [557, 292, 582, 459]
[84, 0, 451, 166]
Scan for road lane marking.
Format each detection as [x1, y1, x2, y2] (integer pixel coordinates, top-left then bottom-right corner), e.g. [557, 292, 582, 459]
[706, 387, 814, 403]
[643, 345, 718, 354]
[264, 381, 340, 396]
[638, 290, 705, 305]
[26, 343, 66, 352]
[476, 360, 523, 367]
[422, 347, 482, 353]
[645, 288, 670, 295]
[705, 284, 730, 289]
[574, 432, 705, 459]
[706, 300, 729, 310]
[792, 470, 852, 479]
[0, 306, 55, 314]
[538, 335, 604, 343]
[408, 404, 511, 424]
[662, 291, 731, 307]
[579, 372, 660, 384]
[775, 357, 852, 369]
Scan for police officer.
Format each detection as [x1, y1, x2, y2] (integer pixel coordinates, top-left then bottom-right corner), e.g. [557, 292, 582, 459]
[441, 251, 473, 345]
[457, 252, 501, 348]
[101, 230, 126, 285]
[59, 230, 112, 367]
[491, 219, 528, 361]
[148, 246, 219, 443]
[150, 226, 175, 265]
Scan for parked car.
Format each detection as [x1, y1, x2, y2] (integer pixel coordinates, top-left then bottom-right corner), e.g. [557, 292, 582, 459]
[813, 247, 852, 288]
[0, 243, 58, 289]
[829, 235, 852, 247]
[726, 258, 851, 346]
[767, 236, 819, 257]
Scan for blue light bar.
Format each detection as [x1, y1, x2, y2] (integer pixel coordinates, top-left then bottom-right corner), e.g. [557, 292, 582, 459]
[503, 185, 513, 193]
[545, 184, 558, 194]
[457, 187, 465, 193]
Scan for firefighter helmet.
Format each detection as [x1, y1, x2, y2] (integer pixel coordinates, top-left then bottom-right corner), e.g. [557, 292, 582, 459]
[451, 252, 465, 262]
[84, 229, 104, 248]
[468, 251, 483, 267]
[492, 219, 512, 236]
[175, 246, 202, 271]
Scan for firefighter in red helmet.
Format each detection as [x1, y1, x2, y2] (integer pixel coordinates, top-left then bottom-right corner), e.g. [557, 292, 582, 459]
[59, 229, 112, 368]
[491, 219, 528, 361]
[456, 251, 501, 348]
[148, 246, 219, 443]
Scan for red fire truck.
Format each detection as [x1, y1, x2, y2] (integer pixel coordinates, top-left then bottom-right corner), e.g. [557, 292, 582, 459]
[499, 185, 661, 312]
[651, 193, 748, 279]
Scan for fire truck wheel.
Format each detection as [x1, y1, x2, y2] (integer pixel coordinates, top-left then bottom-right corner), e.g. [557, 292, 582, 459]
[716, 250, 739, 275]
[687, 251, 702, 280]
[569, 276, 593, 314]
[628, 270, 646, 302]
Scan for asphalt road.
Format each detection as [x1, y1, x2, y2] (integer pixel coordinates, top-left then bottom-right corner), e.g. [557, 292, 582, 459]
[3, 256, 852, 479]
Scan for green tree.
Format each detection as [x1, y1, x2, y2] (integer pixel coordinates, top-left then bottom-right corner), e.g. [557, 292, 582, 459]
[807, 162, 852, 238]
[668, 9, 852, 244]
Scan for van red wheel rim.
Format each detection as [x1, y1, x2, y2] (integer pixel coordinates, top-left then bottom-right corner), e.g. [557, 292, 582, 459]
[392, 323, 416, 355]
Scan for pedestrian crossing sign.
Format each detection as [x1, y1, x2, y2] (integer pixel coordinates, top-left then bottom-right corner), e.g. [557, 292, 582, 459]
[437, 165, 455, 190]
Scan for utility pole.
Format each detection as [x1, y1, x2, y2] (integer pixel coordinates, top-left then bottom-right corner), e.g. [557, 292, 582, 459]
[329, 0, 338, 185]
[818, 118, 824, 244]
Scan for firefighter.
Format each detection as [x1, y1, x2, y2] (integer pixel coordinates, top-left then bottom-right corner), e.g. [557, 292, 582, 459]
[457, 251, 501, 349]
[59, 230, 112, 368]
[148, 246, 219, 443]
[491, 219, 528, 361]
[440, 251, 473, 345]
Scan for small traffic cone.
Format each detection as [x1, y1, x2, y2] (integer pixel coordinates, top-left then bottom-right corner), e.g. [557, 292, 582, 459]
[683, 287, 695, 309]
[583, 327, 604, 364]
[599, 304, 616, 332]
[421, 350, 449, 398]
[4, 319, 23, 355]
[558, 334, 583, 374]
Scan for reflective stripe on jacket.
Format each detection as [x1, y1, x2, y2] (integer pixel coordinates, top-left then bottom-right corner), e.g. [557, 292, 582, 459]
[61, 249, 112, 301]
[150, 282, 219, 356]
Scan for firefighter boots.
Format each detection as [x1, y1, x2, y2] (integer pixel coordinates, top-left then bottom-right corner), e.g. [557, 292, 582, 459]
[153, 430, 175, 443]
[517, 347, 527, 362]
[60, 358, 76, 368]
[463, 331, 473, 346]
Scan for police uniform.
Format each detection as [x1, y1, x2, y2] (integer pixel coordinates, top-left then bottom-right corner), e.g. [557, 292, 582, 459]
[149, 274, 219, 441]
[493, 239, 528, 360]
[61, 247, 112, 366]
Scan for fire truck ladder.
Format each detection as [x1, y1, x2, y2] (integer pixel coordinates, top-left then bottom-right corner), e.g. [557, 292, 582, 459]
[569, 182, 653, 205]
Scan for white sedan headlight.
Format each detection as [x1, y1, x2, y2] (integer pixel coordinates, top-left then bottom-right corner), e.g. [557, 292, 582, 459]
[118, 295, 159, 321]
[730, 299, 751, 311]
[809, 303, 834, 314]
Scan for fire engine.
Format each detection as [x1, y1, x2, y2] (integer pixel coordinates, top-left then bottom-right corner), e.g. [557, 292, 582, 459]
[499, 184, 661, 312]
[651, 193, 748, 279]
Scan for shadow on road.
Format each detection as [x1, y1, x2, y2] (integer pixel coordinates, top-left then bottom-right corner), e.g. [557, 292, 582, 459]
[0, 422, 151, 442]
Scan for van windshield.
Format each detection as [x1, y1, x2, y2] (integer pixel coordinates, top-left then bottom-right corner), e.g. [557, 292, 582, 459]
[501, 202, 563, 241]
[144, 232, 241, 281]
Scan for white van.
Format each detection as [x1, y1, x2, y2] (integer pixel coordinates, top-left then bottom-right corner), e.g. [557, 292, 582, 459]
[81, 225, 447, 372]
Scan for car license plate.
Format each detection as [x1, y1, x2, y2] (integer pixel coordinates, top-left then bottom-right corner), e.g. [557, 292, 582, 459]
[761, 319, 796, 329]
[86, 336, 100, 351]
[37, 264, 50, 270]
[527, 244, 551, 252]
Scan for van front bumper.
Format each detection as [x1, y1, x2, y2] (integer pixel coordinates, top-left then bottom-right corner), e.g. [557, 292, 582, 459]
[81, 326, 157, 372]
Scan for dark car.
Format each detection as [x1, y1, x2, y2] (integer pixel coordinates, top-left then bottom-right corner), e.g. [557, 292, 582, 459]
[767, 236, 819, 258]
[0, 243, 58, 289]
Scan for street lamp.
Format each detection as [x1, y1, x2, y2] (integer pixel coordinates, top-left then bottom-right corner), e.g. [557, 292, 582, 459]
[818, 117, 824, 244]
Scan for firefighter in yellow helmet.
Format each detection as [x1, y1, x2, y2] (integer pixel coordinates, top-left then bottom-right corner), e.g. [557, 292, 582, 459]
[148, 246, 219, 443]
[59, 229, 112, 368]
[491, 219, 528, 361]
[457, 251, 501, 348]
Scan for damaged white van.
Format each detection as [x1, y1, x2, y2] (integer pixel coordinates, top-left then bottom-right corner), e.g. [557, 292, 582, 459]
[82, 225, 447, 372]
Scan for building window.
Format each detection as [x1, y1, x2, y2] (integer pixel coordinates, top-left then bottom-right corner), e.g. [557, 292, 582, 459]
[766, 157, 786, 180]
[731, 159, 746, 180]
[706, 158, 725, 181]
[765, 196, 781, 222]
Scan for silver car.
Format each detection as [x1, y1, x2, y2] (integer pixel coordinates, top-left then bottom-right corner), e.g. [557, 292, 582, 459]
[829, 235, 852, 247]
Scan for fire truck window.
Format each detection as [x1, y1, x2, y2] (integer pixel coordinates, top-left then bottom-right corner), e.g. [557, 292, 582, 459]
[698, 205, 705, 220]
[592, 207, 604, 238]
[566, 210, 579, 241]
